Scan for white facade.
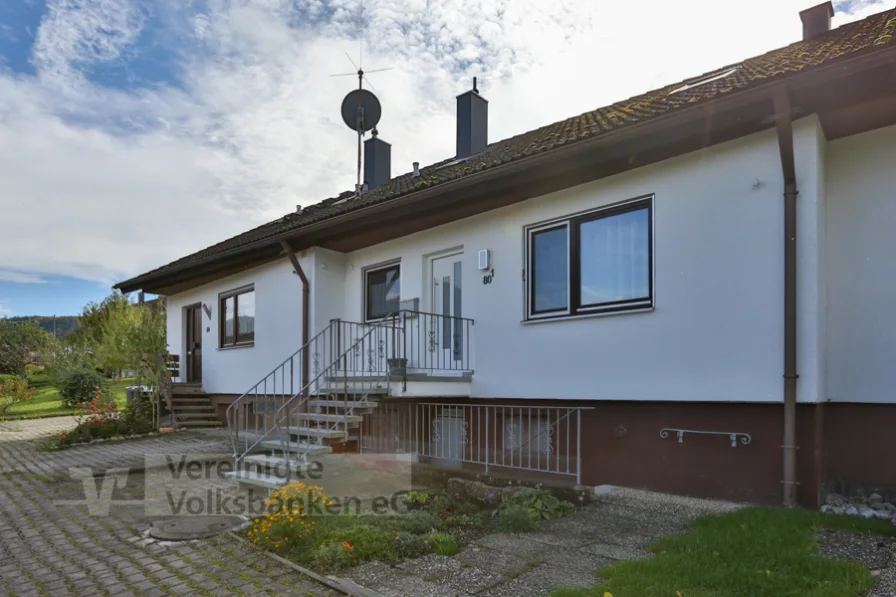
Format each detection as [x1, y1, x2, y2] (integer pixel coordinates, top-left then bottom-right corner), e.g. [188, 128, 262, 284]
[166, 256, 308, 394]
[825, 124, 896, 403]
[162, 119, 896, 405]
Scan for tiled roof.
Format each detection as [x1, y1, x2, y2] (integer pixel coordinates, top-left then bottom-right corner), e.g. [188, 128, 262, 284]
[119, 7, 896, 288]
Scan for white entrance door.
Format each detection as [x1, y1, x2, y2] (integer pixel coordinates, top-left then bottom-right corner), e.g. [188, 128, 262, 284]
[431, 254, 463, 369]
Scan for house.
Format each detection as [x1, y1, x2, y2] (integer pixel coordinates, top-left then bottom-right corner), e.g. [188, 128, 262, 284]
[116, 2, 896, 508]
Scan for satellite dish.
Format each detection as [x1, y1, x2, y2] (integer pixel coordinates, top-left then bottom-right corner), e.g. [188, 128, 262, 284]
[341, 88, 381, 133]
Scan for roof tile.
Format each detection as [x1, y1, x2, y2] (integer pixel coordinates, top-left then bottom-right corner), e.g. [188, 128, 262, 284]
[120, 8, 896, 288]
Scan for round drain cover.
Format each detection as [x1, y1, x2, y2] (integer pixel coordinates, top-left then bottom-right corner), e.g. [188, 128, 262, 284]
[149, 516, 244, 541]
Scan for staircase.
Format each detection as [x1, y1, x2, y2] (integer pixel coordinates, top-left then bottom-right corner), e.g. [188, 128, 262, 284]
[170, 383, 222, 428]
[224, 320, 397, 492]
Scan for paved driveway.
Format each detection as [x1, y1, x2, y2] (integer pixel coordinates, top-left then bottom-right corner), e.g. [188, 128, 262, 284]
[0, 418, 339, 597]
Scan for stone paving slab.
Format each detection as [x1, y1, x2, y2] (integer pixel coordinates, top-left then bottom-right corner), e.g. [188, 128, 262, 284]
[0, 417, 342, 597]
[345, 485, 741, 596]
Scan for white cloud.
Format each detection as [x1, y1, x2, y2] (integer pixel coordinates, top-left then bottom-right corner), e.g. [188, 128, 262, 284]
[0, 0, 889, 285]
[0, 271, 48, 284]
[0, 302, 11, 315]
[33, 0, 145, 89]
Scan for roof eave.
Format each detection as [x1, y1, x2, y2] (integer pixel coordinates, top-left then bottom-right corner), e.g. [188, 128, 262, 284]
[116, 43, 896, 295]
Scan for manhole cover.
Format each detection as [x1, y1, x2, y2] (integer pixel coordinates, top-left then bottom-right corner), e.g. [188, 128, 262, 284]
[149, 516, 244, 541]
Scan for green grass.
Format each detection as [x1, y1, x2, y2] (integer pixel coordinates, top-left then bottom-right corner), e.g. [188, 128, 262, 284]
[550, 506, 896, 597]
[4, 378, 133, 419]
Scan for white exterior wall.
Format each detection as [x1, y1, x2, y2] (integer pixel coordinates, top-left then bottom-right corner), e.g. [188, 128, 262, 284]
[825, 124, 896, 403]
[309, 248, 347, 336]
[165, 255, 308, 394]
[342, 128, 795, 402]
[794, 117, 827, 403]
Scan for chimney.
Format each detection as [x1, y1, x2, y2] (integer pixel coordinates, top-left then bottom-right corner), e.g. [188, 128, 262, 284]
[456, 77, 488, 159]
[363, 128, 391, 191]
[799, 1, 834, 40]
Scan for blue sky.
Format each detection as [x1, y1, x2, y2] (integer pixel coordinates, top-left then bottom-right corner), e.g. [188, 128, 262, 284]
[0, 0, 888, 318]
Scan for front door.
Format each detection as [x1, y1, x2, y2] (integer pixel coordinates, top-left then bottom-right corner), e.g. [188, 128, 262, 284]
[185, 304, 202, 383]
[431, 254, 463, 367]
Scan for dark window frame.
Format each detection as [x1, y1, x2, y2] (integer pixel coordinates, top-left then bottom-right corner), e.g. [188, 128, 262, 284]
[364, 262, 401, 322]
[526, 196, 654, 321]
[219, 285, 255, 348]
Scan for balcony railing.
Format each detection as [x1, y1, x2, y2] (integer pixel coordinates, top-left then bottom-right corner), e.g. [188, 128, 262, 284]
[378, 310, 474, 388]
[361, 402, 591, 484]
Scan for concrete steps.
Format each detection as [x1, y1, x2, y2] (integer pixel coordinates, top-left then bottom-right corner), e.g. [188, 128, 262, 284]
[259, 440, 333, 456]
[170, 387, 221, 428]
[227, 385, 384, 492]
[281, 426, 346, 440]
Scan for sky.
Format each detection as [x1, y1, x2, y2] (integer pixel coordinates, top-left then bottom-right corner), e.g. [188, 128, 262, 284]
[0, 0, 889, 317]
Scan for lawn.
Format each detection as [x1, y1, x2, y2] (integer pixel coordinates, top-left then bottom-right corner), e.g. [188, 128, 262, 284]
[551, 506, 896, 597]
[5, 378, 134, 419]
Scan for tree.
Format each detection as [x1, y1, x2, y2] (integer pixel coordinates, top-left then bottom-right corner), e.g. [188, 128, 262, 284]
[0, 319, 53, 376]
[95, 298, 167, 377]
[71, 291, 131, 349]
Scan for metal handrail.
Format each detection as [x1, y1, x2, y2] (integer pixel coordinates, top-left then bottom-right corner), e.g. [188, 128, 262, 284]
[272, 319, 396, 466]
[227, 319, 398, 470]
[226, 324, 332, 463]
[385, 310, 475, 390]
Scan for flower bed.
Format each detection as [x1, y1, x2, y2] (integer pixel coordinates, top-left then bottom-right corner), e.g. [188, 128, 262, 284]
[245, 482, 576, 574]
[49, 394, 156, 449]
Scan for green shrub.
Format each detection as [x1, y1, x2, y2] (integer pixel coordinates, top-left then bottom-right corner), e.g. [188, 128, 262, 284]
[392, 532, 430, 560]
[0, 376, 34, 419]
[495, 505, 540, 532]
[441, 513, 484, 530]
[310, 540, 358, 573]
[24, 364, 42, 377]
[0, 374, 21, 386]
[428, 494, 478, 518]
[332, 525, 396, 562]
[357, 511, 440, 535]
[119, 399, 154, 434]
[26, 372, 52, 388]
[498, 489, 574, 521]
[404, 490, 431, 508]
[425, 532, 459, 556]
[59, 370, 108, 407]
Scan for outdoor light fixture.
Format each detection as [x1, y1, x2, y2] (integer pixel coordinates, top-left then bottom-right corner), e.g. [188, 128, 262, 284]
[478, 249, 490, 271]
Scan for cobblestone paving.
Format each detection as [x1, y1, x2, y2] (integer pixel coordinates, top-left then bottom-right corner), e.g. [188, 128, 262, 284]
[0, 418, 341, 597]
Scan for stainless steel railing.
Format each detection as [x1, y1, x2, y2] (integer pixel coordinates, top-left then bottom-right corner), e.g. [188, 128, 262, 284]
[361, 402, 591, 485]
[226, 319, 401, 469]
[382, 310, 475, 389]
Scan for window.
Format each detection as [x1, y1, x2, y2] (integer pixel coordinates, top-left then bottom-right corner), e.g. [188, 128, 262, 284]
[365, 263, 400, 320]
[526, 197, 653, 320]
[220, 286, 255, 347]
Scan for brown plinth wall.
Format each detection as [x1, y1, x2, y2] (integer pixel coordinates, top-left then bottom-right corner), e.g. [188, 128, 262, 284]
[210, 393, 896, 508]
[370, 399, 896, 508]
[823, 403, 896, 502]
[576, 401, 825, 507]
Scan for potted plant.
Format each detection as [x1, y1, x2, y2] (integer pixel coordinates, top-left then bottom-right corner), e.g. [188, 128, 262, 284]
[387, 357, 407, 377]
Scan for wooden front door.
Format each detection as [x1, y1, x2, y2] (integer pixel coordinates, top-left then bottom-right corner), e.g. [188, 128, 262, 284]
[185, 304, 203, 383]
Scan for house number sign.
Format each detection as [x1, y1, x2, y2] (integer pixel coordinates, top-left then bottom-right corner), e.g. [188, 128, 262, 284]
[482, 269, 495, 285]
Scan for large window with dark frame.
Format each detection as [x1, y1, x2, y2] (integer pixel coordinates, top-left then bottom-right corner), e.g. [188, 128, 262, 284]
[526, 196, 653, 320]
[365, 263, 401, 321]
[220, 286, 255, 347]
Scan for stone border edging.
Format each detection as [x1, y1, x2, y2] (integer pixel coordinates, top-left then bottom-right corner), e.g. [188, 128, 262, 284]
[226, 530, 386, 597]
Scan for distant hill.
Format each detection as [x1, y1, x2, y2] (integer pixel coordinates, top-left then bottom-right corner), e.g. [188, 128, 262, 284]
[5, 316, 78, 338]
